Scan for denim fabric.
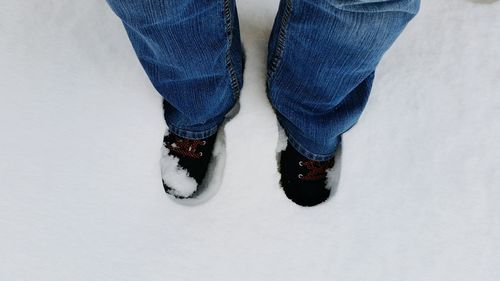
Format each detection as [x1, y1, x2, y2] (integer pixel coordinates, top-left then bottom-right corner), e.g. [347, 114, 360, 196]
[107, 0, 419, 160]
[106, 0, 244, 139]
[267, 0, 420, 160]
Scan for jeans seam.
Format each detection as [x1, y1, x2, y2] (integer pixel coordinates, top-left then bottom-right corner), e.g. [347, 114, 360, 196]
[223, 0, 240, 99]
[267, 0, 293, 83]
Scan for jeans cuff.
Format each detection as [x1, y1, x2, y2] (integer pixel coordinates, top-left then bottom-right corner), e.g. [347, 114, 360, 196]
[277, 116, 339, 161]
[167, 124, 219, 140]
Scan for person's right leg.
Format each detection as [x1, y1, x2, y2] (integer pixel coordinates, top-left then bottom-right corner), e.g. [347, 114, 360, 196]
[106, 0, 244, 198]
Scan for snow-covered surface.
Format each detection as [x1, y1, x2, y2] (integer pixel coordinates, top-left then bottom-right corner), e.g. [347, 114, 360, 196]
[1, 0, 500, 280]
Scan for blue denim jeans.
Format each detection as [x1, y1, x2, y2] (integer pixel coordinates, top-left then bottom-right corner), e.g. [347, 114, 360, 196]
[107, 0, 419, 161]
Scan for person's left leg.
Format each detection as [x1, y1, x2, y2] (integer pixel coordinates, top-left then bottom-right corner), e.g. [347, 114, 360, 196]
[267, 0, 420, 206]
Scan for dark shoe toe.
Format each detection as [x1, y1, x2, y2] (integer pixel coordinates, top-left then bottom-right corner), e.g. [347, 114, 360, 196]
[282, 180, 331, 207]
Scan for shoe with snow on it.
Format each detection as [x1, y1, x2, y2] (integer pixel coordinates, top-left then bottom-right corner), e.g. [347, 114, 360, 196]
[279, 143, 335, 207]
[160, 132, 217, 199]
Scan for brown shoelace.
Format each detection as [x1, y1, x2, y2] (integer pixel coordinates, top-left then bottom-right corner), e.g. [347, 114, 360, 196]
[165, 135, 207, 159]
[297, 158, 335, 181]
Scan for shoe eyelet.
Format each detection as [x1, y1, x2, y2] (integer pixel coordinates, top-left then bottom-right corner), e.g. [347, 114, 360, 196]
[298, 161, 303, 167]
[198, 152, 203, 157]
[202, 141, 207, 145]
[298, 174, 303, 179]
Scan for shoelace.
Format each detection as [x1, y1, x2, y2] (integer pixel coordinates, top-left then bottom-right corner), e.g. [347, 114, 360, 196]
[297, 158, 335, 181]
[164, 136, 207, 159]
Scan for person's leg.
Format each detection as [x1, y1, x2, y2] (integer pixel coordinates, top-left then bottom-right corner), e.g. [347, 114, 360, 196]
[106, 0, 244, 198]
[267, 0, 420, 206]
[268, 0, 420, 160]
[107, 0, 244, 139]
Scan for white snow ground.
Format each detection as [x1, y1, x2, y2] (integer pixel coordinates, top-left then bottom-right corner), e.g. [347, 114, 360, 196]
[1, 0, 500, 280]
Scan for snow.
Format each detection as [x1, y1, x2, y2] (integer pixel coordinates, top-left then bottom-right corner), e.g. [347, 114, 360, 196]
[160, 133, 198, 198]
[1, 0, 500, 280]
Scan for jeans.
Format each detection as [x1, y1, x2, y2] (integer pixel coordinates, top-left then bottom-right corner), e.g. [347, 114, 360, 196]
[107, 0, 419, 161]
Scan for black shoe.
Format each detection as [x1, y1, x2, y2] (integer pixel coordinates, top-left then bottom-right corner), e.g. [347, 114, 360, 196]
[279, 143, 335, 207]
[161, 132, 217, 199]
